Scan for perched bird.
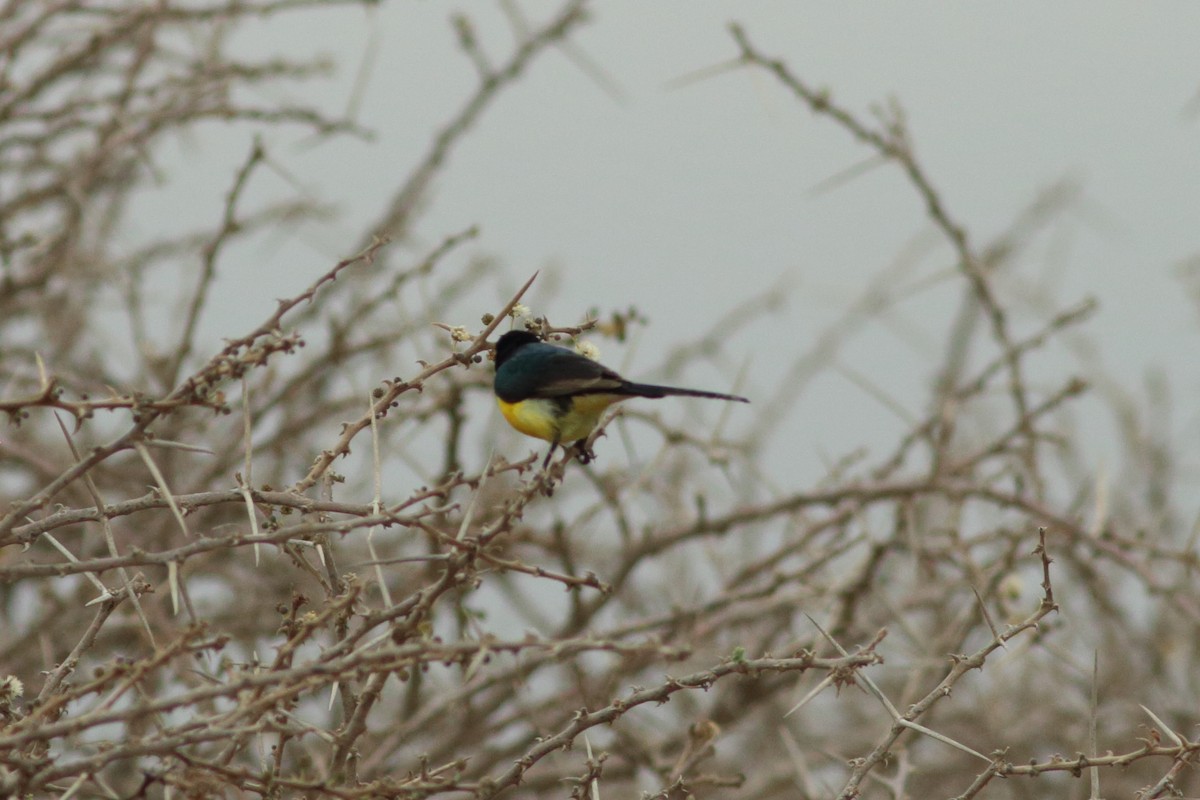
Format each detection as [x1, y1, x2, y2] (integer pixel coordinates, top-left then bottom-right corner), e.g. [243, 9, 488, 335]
[492, 330, 749, 467]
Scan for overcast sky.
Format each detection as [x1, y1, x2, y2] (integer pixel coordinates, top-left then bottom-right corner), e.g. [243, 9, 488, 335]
[134, 2, 1200, 484]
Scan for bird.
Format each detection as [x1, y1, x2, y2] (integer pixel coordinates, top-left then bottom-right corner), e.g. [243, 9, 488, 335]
[492, 330, 749, 467]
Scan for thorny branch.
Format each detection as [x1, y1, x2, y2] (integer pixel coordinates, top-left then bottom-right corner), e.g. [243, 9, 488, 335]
[0, 6, 1195, 800]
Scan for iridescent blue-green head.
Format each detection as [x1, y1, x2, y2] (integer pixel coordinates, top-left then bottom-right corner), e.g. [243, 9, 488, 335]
[493, 330, 541, 372]
[492, 331, 563, 404]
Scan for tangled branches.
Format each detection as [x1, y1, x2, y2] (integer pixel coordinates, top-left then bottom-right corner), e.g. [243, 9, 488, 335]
[1, 4, 1198, 799]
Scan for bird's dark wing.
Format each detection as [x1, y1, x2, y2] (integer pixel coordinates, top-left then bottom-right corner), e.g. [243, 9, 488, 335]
[492, 342, 630, 402]
[520, 345, 627, 398]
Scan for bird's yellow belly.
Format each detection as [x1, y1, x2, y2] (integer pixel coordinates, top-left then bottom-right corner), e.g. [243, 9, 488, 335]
[497, 398, 558, 441]
[497, 395, 622, 443]
[558, 394, 620, 441]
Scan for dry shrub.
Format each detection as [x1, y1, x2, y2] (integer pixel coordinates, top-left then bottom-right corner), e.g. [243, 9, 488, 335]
[1, 3, 1196, 798]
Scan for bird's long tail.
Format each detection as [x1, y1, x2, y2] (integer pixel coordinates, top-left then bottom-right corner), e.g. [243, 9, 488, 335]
[621, 382, 749, 403]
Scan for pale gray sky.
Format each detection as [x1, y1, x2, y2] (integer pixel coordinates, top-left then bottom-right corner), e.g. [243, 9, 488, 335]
[133, 2, 1200, 483]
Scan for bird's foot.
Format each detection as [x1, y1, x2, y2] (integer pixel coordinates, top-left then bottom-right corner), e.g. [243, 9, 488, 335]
[571, 440, 597, 465]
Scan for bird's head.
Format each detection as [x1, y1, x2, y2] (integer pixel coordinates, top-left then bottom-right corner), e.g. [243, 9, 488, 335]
[494, 330, 541, 369]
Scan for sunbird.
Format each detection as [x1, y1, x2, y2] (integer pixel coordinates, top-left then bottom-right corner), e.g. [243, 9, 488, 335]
[493, 330, 749, 467]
